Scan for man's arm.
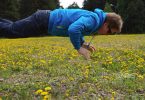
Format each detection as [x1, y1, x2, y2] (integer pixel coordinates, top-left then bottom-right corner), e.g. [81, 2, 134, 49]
[68, 16, 96, 59]
[68, 16, 96, 50]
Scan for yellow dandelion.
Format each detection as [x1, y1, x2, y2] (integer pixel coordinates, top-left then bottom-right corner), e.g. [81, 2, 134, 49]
[69, 77, 74, 81]
[98, 98, 102, 100]
[43, 94, 51, 100]
[111, 97, 115, 100]
[138, 58, 144, 63]
[65, 90, 69, 97]
[111, 91, 116, 99]
[71, 52, 78, 57]
[65, 93, 69, 97]
[41, 91, 48, 96]
[35, 89, 43, 95]
[108, 61, 113, 64]
[40, 60, 46, 64]
[69, 57, 73, 60]
[44, 95, 49, 99]
[45, 86, 51, 91]
[138, 75, 144, 80]
[84, 69, 89, 78]
[112, 91, 116, 96]
[103, 76, 110, 80]
[85, 66, 91, 69]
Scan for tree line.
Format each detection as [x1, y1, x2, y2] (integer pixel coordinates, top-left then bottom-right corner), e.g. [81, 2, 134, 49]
[0, 0, 145, 33]
[0, 0, 59, 20]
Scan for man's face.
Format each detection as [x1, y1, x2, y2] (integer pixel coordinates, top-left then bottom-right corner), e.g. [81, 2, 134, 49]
[97, 23, 118, 35]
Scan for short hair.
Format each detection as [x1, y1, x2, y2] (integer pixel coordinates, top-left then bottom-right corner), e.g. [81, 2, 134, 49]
[106, 13, 123, 33]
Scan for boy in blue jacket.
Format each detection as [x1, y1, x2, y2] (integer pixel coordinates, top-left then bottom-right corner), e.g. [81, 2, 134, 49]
[0, 9, 123, 59]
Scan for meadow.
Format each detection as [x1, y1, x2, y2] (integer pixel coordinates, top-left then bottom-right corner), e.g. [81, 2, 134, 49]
[0, 34, 145, 100]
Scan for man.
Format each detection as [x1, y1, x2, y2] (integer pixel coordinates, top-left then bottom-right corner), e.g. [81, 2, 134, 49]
[0, 9, 123, 59]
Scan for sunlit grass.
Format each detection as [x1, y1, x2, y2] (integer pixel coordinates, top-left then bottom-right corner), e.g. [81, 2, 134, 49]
[0, 34, 145, 99]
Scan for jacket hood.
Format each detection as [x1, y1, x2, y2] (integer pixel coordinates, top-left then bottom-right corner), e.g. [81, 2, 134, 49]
[93, 8, 107, 31]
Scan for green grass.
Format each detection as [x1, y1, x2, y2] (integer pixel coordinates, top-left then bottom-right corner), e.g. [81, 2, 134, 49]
[0, 34, 145, 100]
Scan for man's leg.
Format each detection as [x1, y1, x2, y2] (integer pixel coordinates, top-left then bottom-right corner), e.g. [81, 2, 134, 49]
[0, 16, 38, 38]
[32, 10, 50, 36]
[0, 10, 49, 38]
[12, 10, 50, 37]
[0, 18, 14, 37]
[0, 18, 13, 24]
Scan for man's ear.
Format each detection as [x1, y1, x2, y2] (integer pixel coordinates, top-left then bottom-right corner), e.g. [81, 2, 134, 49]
[103, 22, 109, 27]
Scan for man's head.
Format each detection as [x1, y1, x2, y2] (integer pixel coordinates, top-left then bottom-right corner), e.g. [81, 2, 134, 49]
[98, 12, 123, 35]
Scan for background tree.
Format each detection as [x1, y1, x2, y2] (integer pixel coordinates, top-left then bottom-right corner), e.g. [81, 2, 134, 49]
[104, 2, 113, 12]
[118, 0, 145, 33]
[83, 0, 106, 11]
[19, 0, 60, 18]
[67, 2, 80, 9]
[0, 0, 20, 20]
[106, 0, 118, 13]
[19, 0, 35, 18]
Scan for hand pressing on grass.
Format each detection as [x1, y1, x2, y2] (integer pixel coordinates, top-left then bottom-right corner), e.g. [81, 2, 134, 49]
[78, 42, 96, 60]
[78, 47, 91, 60]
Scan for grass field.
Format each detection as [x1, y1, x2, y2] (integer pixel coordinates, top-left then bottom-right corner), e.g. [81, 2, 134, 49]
[0, 34, 145, 100]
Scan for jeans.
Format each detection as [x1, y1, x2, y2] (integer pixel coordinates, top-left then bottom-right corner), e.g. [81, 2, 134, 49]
[0, 10, 50, 38]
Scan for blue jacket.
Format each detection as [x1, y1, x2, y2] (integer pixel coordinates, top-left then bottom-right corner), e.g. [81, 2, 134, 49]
[48, 8, 106, 50]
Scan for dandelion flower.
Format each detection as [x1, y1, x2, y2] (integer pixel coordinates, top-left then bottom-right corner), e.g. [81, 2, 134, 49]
[45, 86, 51, 91]
[35, 89, 43, 95]
[44, 94, 51, 99]
[41, 92, 48, 96]
[138, 75, 144, 80]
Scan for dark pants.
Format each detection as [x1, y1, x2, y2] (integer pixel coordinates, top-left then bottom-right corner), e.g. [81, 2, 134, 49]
[0, 10, 50, 38]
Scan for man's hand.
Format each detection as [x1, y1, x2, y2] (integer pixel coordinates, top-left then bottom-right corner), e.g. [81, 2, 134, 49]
[82, 42, 96, 52]
[78, 47, 91, 60]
